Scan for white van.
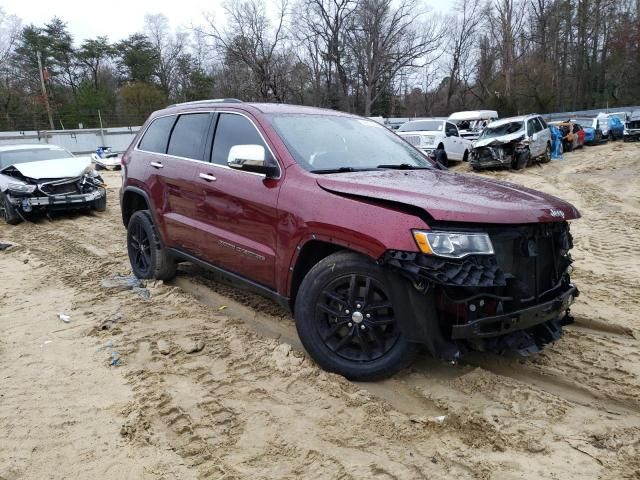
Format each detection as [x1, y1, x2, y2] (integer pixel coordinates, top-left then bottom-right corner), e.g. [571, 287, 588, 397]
[448, 110, 499, 141]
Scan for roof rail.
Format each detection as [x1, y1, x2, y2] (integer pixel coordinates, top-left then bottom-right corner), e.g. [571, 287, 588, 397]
[167, 98, 243, 108]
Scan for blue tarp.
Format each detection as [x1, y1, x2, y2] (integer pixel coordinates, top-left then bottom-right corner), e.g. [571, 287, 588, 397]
[549, 125, 564, 160]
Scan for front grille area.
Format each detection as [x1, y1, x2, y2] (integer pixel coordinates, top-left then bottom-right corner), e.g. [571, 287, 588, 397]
[39, 180, 80, 196]
[403, 135, 421, 146]
[489, 222, 572, 301]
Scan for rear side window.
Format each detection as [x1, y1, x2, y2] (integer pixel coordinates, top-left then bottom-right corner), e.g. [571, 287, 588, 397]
[211, 113, 268, 165]
[167, 113, 211, 160]
[139, 116, 176, 153]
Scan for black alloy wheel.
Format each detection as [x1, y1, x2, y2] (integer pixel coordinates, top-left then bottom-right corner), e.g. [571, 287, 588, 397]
[316, 274, 400, 362]
[294, 251, 418, 381]
[130, 219, 152, 276]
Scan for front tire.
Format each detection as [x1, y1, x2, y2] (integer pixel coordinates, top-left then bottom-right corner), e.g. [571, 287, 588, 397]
[513, 150, 530, 170]
[294, 251, 418, 381]
[0, 192, 22, 225]
[434, 146, 448, 167]
[127, 210, 176, 280]
[93, 191, 107, 212]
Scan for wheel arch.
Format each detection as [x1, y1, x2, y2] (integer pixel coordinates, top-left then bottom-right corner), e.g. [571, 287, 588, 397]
[287, 238, 373, 312]
[121, 186, 152, 227]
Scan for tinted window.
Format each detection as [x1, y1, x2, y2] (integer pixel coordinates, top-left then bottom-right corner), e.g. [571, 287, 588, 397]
[167, 113, 211, 160]
[538, 117, 548, 129]
[527, 119, 538, 136]
[139, 116, 175, 153]
[211, 113, 268, 165]
[445, 122, 458, 136]
[532, 118, 544, 132]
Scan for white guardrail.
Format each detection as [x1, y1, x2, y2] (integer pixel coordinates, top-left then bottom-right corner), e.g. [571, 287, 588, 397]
[0, 126, 141, 154]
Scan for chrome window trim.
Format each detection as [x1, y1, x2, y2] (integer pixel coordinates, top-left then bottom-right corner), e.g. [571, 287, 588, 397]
[134, 109, 282, 180]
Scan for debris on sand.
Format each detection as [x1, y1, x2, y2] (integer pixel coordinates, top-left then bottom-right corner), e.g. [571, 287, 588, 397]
[58, 313, 71, 323]
[102, 274, 150, 299]
[183, 340, 205, 354]
[157, 339, 171, 355]
[0, 242, 12, 251]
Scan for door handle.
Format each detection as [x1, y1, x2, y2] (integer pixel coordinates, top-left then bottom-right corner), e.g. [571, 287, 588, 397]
[199, 173, 217, 182]
[150, 161, 163, 169]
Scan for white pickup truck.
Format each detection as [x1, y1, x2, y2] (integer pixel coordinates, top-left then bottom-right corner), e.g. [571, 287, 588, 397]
[396, 118, 474, 166]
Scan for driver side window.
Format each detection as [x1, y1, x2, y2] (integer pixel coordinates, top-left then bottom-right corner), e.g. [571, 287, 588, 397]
[211, 113, 270, 166]
[445, 122, 459, 137]
[527, 119, 537, 136]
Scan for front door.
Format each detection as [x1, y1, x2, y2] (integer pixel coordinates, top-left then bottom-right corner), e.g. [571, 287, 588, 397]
[191, 111, 282, 289]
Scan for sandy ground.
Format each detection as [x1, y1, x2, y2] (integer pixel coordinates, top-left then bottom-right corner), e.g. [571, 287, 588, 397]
[1, 142, 639, 479]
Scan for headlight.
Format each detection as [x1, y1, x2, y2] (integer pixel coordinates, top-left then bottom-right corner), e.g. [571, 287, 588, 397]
[7, 182, 36, 194]
[421, 135, 435, 146]
[412, 230, 494, 258]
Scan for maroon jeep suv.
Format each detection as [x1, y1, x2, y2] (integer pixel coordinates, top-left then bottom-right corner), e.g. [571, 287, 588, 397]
[120, 99, 580, 380]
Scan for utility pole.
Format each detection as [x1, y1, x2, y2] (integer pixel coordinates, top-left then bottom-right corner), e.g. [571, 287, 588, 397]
[37, 51, 55, 130]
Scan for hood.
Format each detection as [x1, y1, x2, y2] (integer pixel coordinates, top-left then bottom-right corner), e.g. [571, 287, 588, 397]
[398, 130, 442, 137]
[3, 156, 92, 180]
[474, 131, 524, 148]
[316, 169, 580, 224]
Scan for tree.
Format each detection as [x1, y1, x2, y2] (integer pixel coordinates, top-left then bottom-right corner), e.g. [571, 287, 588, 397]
[77, 37, 114, 90]
[144, 13, 188, 97]
[444, 0, 483, 111]
[349, 0, 445, 115]
[201, 0, 291, 101]
[116, 33, 159, 83]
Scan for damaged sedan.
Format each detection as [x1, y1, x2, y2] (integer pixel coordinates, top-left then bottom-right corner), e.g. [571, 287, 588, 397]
[0, 144, 106, 225]
[471, 114, 552, 170]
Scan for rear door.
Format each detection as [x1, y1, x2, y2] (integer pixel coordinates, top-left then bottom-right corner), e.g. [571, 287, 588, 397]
[191, 111, 282, 288]
[143, 112, 213, 253]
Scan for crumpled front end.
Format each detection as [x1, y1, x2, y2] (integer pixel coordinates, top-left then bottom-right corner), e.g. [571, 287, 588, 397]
[3, 171, 106, 216]
[624, 118, 640, 142]
[382, 222, 578, 360]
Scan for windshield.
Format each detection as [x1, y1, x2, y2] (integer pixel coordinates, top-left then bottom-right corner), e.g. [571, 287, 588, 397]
[0, 147, 73, 169]
[268, 114, 433, 172]
[398, 120, 443, 132]
[479, 121, 524, 139]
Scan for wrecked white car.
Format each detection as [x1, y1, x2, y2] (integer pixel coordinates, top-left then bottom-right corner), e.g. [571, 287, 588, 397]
[470, 115, 552, 171]
[0, 144, 106, 225]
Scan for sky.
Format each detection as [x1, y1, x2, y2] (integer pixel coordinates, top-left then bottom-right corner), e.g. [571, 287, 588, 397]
[2, 0, 452, 43]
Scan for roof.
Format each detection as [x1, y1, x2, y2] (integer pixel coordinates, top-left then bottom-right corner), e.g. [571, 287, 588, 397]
[402, 117, 447, 122]
[486, 114, 538, 127]
[448, 110, 498, 121]
[0, 144, 65, 152]
[162, 100, 357, 118]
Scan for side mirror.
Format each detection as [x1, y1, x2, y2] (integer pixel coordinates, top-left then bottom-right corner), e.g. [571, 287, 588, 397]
[227, 144, 278, 177]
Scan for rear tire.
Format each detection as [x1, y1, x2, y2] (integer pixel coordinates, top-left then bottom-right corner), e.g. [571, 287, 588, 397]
[0, 192, 22, 225]
[127, 210, 176, 280]
[541, 143, 551, 163]
[294, 251, 418, 381]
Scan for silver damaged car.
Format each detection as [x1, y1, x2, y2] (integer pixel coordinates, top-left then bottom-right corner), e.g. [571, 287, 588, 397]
[0, 144, 107, 225]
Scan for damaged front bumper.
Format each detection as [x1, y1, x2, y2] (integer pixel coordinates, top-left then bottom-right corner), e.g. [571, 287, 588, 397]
[470, 145, 515, 169]
[11, 189, 105, 209]
[450, 284, 577, 340]
[382, 222, 577, 359]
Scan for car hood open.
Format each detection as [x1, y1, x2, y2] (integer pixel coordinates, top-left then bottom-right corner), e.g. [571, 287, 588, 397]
[316, 169, 580, 224]
[2, 156, 92, 180]
[474, 131, 525, 148]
